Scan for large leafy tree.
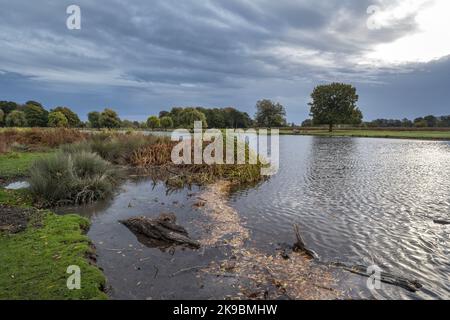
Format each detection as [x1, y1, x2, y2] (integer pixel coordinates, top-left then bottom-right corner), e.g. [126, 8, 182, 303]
[178, 108, 207, 128]
[0, 109, 4, 126]
[168, 107, 184, 127]
[309, 83, 362, 132]
[88, 111, 101, 128]
[23, 102, 48, 127]
[160, 116, 174, 130]
[5, 110, 27, 127]
[159, 111, 170, 118]
[224, 107, 253, 128]
[146, 116, 160, 130]
[423, 115, 438, 127]
[0, 101, 19, 115]
[200, 108, 226, 128]
[51, 107, 81, 127]
[48, 111, 69, 127]
[99, 108, 121, 128]
[196, 107, 253, 129]
[255, 99, 286, 127]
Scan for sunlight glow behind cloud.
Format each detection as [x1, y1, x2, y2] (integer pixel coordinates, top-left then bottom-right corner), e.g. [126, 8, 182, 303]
[367, 0, 450, 64]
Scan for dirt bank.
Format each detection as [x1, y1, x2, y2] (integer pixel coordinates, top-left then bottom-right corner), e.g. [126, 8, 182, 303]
[0, 205, 39, 233]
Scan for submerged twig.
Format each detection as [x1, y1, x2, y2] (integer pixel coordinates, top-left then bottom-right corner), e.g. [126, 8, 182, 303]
[170, 265, 208, 277]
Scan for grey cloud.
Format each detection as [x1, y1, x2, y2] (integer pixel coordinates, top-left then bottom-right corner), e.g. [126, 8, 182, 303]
[0, 0, 447, 122]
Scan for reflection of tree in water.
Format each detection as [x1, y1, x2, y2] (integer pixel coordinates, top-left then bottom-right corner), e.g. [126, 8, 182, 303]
[303, 137, 361, 207]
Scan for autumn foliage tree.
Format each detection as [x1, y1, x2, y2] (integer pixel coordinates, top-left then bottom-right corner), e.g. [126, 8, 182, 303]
[51, 107, 81, 127]
[48, 111, 69, 127]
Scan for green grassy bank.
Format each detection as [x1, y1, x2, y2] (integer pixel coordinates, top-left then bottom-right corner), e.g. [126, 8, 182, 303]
[280, 129, 450, 140]
[0, 152, 51, 180]
[0, 152, 107, 300]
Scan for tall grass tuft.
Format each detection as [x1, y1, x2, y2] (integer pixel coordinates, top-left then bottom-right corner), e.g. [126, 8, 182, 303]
[61, 133, 172, 165]
[29, 151, 121, 207]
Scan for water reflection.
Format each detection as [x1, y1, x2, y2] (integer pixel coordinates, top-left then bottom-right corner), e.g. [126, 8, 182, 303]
[230, 136, 450, 299]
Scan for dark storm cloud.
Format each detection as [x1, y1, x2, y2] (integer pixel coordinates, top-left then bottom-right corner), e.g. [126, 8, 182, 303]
[0, 0, 447, 121]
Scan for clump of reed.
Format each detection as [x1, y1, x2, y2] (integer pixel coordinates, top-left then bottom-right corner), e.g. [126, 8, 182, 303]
[132, 137, 267, 187]
[61, 133, 172, 165]
[130, 142, 177, 167]
[29, 151, 121, 207]
[55, 131, 267, 190]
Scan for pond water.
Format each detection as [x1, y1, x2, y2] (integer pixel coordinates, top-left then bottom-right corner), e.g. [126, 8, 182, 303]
[230, 136, 450, 299]
[4, 181, 30, 190]
[57, 178, 241, 299]
[59, 135, 450, 300]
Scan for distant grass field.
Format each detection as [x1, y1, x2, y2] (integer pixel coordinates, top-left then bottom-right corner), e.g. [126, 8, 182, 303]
[280, 129, 450, 140]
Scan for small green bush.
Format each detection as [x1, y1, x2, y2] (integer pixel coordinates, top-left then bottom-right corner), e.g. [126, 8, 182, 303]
[29, 151, 121, 206]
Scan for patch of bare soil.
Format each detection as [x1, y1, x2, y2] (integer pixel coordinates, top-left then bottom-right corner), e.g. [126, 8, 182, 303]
[0, 205, 37, 233]
[196, 181, 345, 300]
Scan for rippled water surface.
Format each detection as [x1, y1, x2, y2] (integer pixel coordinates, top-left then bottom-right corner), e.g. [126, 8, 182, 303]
[230, 136, 450, 299]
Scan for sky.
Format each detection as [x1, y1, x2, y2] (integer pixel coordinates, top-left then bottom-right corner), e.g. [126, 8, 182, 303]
[0, 0, 449, 123]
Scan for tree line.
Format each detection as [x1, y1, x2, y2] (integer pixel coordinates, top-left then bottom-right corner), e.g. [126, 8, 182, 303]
[363, 115, 450, 128]
[3, 84, 448, 131]
[0, 99, 288, 129]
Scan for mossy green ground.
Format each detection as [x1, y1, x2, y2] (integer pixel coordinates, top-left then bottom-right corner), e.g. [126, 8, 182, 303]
[0, 152, 51, 179]
[281, 129, 450, 140]
[0, 189, 32, 207]
[0, 189, 107, 300]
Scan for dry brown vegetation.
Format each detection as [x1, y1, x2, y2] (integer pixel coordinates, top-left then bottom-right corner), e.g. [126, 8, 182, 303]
[0, 139, 8, 154]
[0, 128, 89, 152]
[130, 142, 177, 167]
[131, 139, 265, 186]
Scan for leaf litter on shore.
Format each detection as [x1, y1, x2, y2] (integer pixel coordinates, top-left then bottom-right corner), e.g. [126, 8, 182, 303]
[196, 181, 345, 300]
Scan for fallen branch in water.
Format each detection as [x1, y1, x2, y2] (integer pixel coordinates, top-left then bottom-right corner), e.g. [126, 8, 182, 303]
[332, 262, 422, 292]
[120, 213, 201, 251]
[433, 219, 450, 225]
[292, 224, 318, 259]
[170, 265, 208, 277]
[290, 223, 422, 293]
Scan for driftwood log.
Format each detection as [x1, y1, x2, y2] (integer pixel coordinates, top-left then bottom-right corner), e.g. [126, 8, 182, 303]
[332, 262, 423, 292]
[433, 219, 450, 225]
[120, 213, 200, 250]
